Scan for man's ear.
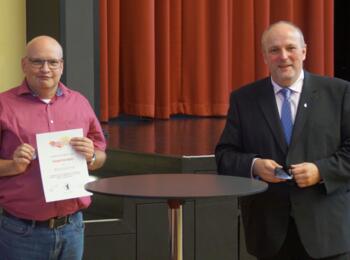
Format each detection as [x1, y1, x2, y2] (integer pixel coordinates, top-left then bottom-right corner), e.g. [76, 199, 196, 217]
[262, 52, 268, 64]
[302, 44, 307, 61]
[21, 57, 26, 73]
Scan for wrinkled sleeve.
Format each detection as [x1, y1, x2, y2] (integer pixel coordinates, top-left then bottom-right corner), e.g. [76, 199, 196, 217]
[215, 92, 257, 177]
[315, 84, 350, 194]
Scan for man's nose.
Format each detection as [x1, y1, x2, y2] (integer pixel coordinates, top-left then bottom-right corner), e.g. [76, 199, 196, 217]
[279, 49, 289, 59]
[40, 61, 50, 71]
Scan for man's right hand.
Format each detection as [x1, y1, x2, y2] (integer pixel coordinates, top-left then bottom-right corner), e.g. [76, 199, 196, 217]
[12, 143, 35, 174]
[253, 158, 287, 183]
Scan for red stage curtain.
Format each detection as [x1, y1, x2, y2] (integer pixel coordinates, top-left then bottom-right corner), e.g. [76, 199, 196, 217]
[99, 0, 333, 121]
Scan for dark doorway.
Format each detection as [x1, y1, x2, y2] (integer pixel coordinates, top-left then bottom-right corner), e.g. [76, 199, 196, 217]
[334, 1, 350, 80]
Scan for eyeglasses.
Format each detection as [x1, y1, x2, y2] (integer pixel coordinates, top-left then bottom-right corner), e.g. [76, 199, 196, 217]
[27, 57, 63, 69]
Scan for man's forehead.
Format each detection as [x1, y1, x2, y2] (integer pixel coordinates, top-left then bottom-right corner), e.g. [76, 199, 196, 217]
[26, 47, 62, 59]
[265, 31, 302, 47]
[267, 39, 300, 48]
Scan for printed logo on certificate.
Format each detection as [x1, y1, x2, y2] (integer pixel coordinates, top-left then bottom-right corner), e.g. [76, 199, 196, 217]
[36, 128, 92, 202]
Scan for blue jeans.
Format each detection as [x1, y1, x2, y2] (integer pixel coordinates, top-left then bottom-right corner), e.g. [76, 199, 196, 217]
[0, 211, 84, 260]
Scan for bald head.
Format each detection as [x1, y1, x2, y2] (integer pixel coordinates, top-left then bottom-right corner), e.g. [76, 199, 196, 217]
[261, 21, 306, 54]
[25, 36, 63, 59]
[260, 21, 307, 86]
[22, 35, 64, 99]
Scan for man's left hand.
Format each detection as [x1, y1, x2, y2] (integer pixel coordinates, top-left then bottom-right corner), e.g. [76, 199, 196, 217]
[290, 162, 321, 188]
[69, 137, 95, 162]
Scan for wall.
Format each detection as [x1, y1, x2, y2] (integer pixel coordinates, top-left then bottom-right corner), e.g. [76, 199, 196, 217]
[26, 0, 100, 114]
[0, 0, 26, 92]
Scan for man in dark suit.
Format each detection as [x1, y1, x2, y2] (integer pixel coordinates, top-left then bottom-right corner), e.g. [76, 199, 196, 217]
[215, 21, 350, 260]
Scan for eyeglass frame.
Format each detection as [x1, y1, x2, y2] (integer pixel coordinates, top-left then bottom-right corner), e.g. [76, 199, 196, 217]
[26, 57, 63, 70]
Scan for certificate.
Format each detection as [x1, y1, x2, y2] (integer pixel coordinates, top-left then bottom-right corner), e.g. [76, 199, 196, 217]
[36, 128, 92, 202]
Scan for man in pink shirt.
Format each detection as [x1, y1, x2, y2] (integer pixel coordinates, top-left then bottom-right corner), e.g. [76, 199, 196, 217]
[0, 36, 107, 259]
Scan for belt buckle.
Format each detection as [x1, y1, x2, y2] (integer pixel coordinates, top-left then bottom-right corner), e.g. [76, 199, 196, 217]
[48, 216, 68, 229]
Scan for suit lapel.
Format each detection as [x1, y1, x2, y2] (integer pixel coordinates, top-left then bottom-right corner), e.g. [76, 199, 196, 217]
[257, 79, 288, 153]
[289, 72, 318, 148]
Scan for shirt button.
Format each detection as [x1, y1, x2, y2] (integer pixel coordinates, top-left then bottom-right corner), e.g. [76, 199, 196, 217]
[50, 120, 54, 124]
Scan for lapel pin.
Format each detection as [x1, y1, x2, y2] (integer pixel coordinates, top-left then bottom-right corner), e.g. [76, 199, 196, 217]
[304, 103, 307, 108]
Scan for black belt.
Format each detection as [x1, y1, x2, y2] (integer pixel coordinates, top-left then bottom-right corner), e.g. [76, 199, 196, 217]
[2, 210, 70, 229]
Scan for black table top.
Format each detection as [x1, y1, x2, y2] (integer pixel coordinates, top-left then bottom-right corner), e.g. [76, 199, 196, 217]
[85, 173, 268, 199]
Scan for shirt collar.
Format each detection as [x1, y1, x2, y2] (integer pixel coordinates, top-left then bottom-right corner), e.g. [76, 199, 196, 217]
[272, 70, 304, 95]
[16, 80, 66, 97]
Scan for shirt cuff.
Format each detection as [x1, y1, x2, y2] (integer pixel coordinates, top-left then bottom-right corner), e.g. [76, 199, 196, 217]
[250, 158, 260, 179]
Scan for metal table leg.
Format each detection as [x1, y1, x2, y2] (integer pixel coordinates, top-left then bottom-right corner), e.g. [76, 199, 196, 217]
[168, 199, 183, 260]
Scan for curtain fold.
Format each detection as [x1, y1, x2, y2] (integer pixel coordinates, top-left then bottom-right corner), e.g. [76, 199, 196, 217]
[100, 0, 334, 121]
[99, 0, 120, 120]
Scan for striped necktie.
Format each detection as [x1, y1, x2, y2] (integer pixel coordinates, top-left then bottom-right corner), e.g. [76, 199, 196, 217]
[280, 88, 293, 145]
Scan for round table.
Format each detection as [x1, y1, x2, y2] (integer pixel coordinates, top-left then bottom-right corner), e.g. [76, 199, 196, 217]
[85, 173, 268, 260]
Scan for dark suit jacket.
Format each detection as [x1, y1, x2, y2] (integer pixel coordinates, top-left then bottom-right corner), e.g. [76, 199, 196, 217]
[215, 71, 350, 258]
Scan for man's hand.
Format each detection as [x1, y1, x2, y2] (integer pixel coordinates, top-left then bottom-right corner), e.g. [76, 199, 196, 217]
[12, 143, 36, 174]
[70, 137, 95, 163]
[290, 162, 321, 188]
[253, 159, 287, 183]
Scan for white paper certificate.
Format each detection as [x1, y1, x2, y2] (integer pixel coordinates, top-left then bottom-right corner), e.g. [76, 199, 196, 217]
[36, 128, 92, 202]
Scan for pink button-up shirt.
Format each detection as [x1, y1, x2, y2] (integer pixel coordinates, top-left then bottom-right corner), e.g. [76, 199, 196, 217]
[0, 81, 106, 220]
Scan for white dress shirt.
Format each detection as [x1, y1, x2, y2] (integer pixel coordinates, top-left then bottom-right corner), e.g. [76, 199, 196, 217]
[272, 70, 304, 122]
